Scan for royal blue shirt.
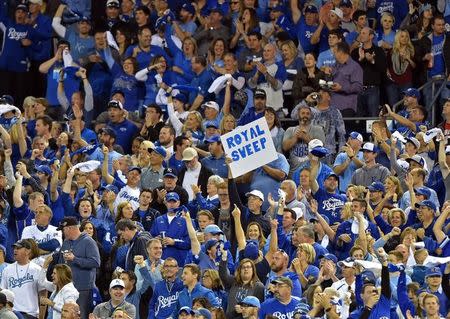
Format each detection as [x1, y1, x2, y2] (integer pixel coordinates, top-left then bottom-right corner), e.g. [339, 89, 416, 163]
[313, 188, 346, 225]
[0, 18, 34, 72]
[107, 119, 139, 154]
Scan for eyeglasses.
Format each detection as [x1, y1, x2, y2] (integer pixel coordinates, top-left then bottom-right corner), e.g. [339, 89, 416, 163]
[241, 265, 253, 269]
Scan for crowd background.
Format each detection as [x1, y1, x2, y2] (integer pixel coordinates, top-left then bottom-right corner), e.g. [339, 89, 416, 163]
[0, 0, 449, 319]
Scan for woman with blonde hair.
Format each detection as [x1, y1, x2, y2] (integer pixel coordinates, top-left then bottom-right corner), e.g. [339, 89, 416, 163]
[39, 260, 79, 319]
[291, 243, 319, 289]
[219, 113, 236, 134]
[386, 28, 416, 106]
[137, 140, 154, 168]
[384, 175, 404, 203]
[201, 269, 228, 309]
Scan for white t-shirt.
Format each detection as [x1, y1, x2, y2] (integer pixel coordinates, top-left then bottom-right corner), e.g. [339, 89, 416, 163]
[0, 261, 44, 317]
[114, 185, 140, 211]
[21, 225, 62, 266]
[182, 164, 202, 201]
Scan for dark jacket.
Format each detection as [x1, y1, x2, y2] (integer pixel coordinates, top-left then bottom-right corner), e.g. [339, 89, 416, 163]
[125, 231, 152, 271]
[414, 32, 450, 86]
[132, 207, 161, 232]
[292, 67, 327, 105]
[177, 165, 213, 198]
[151, 185, 189, 214]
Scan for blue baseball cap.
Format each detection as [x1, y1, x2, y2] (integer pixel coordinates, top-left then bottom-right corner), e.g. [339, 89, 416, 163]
[179, 306, 194, 315]
[127, 166, 142, 174]
[204, 239, 218, 251]
[153, 146, 167, 158]
[349, 131, 363, 142]
[181, 2, 195, 15]
[415, 200, 436, 211]
[340, 0, 353, 7]
[209, 7, 224, 15]
[325, 172, 339, 180]
[35, 165, 52, 175]
[403, 88, 420, 99]
[239, 296, 261, 308]
[204, 120, 219, 129]
[271, 4, 285, 11]
[173, 93, 187, 104]
[244, 240, 259, 260]
[320, 253, 338, 264]
[310, 214, 330, 225]
[193, 308, 211, 319]
[367, 181, 385, 193]
[205, 134, 221, 143]
[414, 187, 431, 199]
[165, 192, 180, 202]
[304, 4, 318, 13]
[204, 224, 223, 235]
[425, 266, 442, 277]
[163, 168, 177, 178]
[101, 184, 119, 194]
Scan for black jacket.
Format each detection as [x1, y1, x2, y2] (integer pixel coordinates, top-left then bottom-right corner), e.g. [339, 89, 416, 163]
[177, 165, 213, 198]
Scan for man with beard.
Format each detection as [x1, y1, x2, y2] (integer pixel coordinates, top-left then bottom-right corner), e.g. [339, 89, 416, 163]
[259, 277, 302, 319]
[283, 105, 325, 175]
[88, 126, 121, 174]
[311, 156, 346, 225]
[172, 2, 197, 39]
[238, 89, 267, 126]
[158, 126, 175, 157]
[106, 100, 139, 154]
[264, 250, 302, 299]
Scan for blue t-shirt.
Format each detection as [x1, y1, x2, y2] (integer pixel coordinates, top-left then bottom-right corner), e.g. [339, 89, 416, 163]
[45, 64, 81, 106]
[65, 29, 95, 63]
[333, 151, 364, 193]
[108, 120, 139, 154]
[296, 18, 318, 54]
[349, 295, 391, 319]
[259, 296, 302, 319]
[429, 34, 445, 77]
[124, 44, 171, 70]
[317, 49, 336, 69]
[189, 69, 213, 105]
[0, 18, 34, 72]
[313, 188, 346, 225]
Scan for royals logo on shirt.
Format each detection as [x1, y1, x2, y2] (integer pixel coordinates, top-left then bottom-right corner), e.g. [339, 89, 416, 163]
[322, 197, 345, 218]
[9, 273, 34, 288]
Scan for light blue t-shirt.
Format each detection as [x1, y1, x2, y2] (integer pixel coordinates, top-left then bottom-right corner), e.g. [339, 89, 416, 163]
[333, 151, 364, 193]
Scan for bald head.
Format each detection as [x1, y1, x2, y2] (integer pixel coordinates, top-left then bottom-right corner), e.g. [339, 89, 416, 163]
[61, 302, 80, 319]
[263, 43, 277, 61]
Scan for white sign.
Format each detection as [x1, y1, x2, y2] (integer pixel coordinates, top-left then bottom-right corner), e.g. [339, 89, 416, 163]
[220, 117, 277, 178]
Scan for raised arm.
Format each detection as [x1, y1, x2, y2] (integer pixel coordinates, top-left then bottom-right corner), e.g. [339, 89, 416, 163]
[311, 199, 336, 241]
[101, 146, 114, 185]
[290, 0, 301, 24]
[51, 4, 67, 38]
[50, 162, 60, 202]
[13, 172, 24, 208]
[222, 80, 232, 115]
[310, 158, 320, 194]
[438, 132, 449, 178]
[433, 205, 450, 243]
[386, 104, 417, 132]
[231, 204, 246, 251]
[184, 212, 200, 255]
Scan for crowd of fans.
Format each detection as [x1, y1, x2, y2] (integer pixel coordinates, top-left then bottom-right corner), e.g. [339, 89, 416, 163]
[0, 0, 450, 319]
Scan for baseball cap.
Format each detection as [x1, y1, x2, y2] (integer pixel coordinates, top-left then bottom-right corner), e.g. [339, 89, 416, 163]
[15, 4, 28, 11]
[173, 93, 187, 104]
[209, 7, 224, 15]
[349, 131, 363, 142]
[35, 165, 52, 175]
[415, 200, 436, 211]
[414, 187, 431, 199]
[179, 307, 194, 315]
[325, 172, 339, 180]
[182, 147, 198, 161]
[204, 120, 219, 129]
[321, 253, 338, 264]
[0, 293, 6, 306]
[163, 168, 177, 178]
[245, 190, 264, 201]
[109, 279, 125, 289]
[271, 276, 293, 289]
[304, 4, 318, 13]
[203, 101, 220, 112]
[101, 184, 119, 194]
[29, 0, 43, 4]
[367, 181, 385, 193]
[244, 240, 259, 260]
[338, 257, 355, 268]
[100, 126, 117, 139]
[340, 0, 353, 7]
[127, 166, 142, 174]
[181, 2, 195, 15]
[310, 214, 330, 225]
[153, 146, 167, 158]
[193, 308, 212, 319]
[57, 216, 79, 230]
[425, 266, 442, 278]
[362, 142, 378, 153]
[330, 7, 343, 19]
[1, 290, 14, 304]
[271, 4, 285, 12]
[203, 224, 223, 235]
[308, 139, 323, 151]
[308, 139, 328, 157]
[107, 99, 124, 110]
[79, 16, 91, 23]
[106, 0, 120, 8]
[403, 88, 421, 99]
[419, 3, 432, 15]
[405, 136, 420, 149]
[165, 192, 180, 202]
[254, 89, 267, 99]
[239, 296, 261, 308]
[406, 155, 425, 167]
[13, 240, 31, 249]
[204, 239, 218, 251]
[205, 134, 221, 143]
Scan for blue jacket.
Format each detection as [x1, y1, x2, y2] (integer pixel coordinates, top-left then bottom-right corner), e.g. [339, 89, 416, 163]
[29, 13, 52, 61]
[334, 219, 380, 259]
[58, 233, 101, 290]
[0, 18, 34, 72]
[150, 214, 191, 266]
[149, 278, 184, 319]
[172, 283, 220, 316]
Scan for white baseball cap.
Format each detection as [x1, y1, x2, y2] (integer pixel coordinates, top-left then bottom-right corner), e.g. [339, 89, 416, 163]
[109, 279, 125, 289]
[246, 190, 264, 201]
[308, 139, 324, 152]
[330, 7, 343, 19]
